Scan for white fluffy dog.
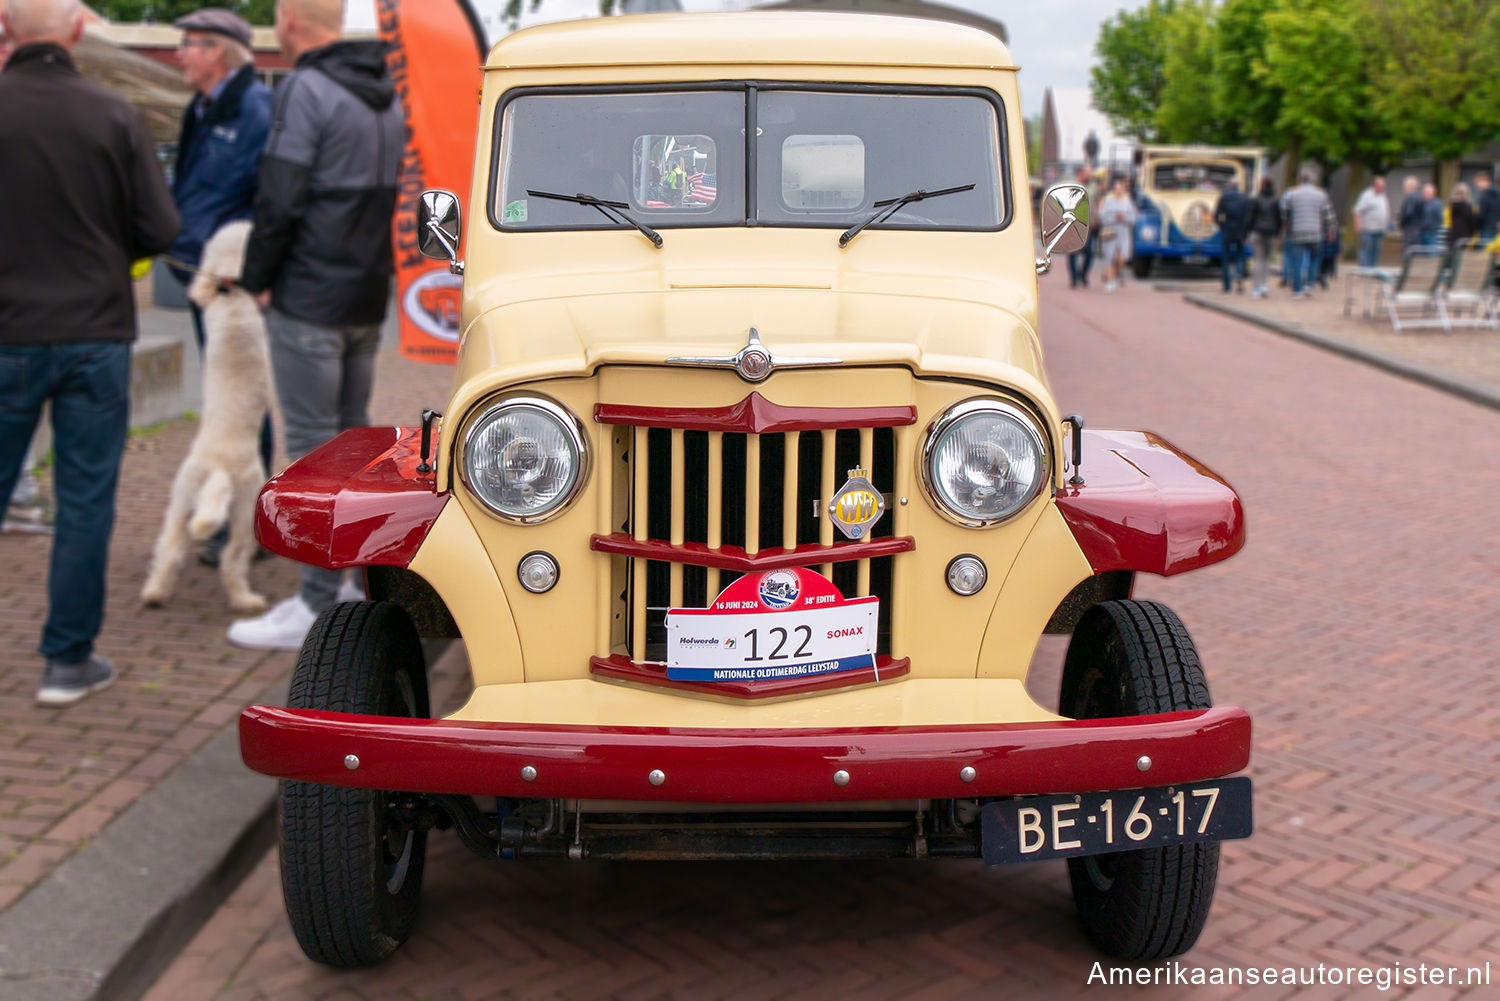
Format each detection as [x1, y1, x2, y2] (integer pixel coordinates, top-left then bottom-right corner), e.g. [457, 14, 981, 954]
[141, 221, 273, 613]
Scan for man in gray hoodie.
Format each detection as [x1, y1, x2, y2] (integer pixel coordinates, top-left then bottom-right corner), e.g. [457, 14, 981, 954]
[1280, 169, 1332, 299]
[232, 0, 404, 650]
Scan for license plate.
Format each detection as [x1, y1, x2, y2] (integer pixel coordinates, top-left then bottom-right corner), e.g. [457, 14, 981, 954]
[980, 777, 1252, 865]
[1183, 253, 1209, 265]
[665, 598, 878, 682]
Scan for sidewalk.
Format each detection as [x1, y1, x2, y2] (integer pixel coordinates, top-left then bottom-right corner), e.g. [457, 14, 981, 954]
[1182, 268, 1500, 411]
[0, 304, 455, 1000]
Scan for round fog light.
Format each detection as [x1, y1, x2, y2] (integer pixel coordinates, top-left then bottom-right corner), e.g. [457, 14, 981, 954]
[517, 551, 559, 594]
[946, 555, 987, 596]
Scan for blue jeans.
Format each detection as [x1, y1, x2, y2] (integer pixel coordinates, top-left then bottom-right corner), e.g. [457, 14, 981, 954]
[1221, 238, 1246, 291]
[1358, 232, 1384, 269]
[0, 342, 131, 664]
[1289, 242, 1319, 294]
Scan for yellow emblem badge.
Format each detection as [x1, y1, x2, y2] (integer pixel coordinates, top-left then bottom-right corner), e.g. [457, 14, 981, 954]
[828, 467, 885, 540]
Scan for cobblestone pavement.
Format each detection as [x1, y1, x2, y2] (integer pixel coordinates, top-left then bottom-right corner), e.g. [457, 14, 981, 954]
[129, 282, 1500, 998]
[0, 320, 454, 913]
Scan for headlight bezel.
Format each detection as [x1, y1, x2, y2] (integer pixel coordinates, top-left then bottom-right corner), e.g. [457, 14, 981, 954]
[458, 393, 591, 524]
[919, 397, 1051, 528]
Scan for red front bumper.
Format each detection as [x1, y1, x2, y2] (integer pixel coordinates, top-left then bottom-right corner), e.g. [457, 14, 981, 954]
[239, 705, 1251, 803]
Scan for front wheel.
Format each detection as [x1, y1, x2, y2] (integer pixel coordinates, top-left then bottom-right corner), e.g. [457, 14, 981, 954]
[1059, 599, 1219, 961]
[1131, 254, 1153, 279]
[279, 601, 430, 967]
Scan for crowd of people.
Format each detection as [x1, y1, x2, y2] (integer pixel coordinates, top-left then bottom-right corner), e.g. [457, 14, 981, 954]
[0, 0, 404, 706]
[1066, 162, 1500, 300]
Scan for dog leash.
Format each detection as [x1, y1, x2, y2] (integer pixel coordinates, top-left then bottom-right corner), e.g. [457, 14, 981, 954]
[153, 254, 241, 295]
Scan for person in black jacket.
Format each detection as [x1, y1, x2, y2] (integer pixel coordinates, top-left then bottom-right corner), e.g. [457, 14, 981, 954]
[1476, 172, 1500, 245]
[1243, 178, 1281, 298]
[231, 0, 404, 651]
[1447, 183, 1479, 249]
[1213, 179, 1250, 293]
[1397, 176, 1424, 253]
[0, 0, 180, 706]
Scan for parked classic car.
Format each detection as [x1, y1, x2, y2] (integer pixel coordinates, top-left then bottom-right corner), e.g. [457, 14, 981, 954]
[1130, 144, 1266, 278]
[239, 12, 1253, 968]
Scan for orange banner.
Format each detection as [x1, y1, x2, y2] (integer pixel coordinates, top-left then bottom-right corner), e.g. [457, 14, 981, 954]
[378, 0, 487, 364]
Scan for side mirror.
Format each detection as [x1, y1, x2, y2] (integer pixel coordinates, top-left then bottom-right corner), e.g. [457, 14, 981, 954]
[1036, 183, 1090, 275]
[418, 189, 464, 275]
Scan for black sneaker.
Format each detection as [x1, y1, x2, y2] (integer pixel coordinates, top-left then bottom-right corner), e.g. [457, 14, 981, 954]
[36, 654, 117, 707]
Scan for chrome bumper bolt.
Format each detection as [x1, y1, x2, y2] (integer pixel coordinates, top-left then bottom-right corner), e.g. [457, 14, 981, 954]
[1137, 755, 1153, 772]
[960, 766, 977, 783]
[343, 754, 359, 770]
[833, 769, 851, 787]
[521, 765, 538, 782]
[648, 769, 666, 787]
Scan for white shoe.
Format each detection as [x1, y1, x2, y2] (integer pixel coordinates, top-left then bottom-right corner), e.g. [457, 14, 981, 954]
[336, 576, 366, 604]
[227, 594, 318, 651]
[1104, 280, 1118, 294]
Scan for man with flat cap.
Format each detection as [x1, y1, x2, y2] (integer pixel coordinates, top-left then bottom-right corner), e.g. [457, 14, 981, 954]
[170, 6, 274, 564]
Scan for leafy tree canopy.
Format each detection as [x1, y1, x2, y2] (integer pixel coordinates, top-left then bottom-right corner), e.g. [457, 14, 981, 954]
[1090, 0, 1176, 142]
[98, 1, 275, 23]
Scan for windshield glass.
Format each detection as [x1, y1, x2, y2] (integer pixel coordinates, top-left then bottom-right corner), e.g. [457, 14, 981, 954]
[492, 86, 1008, 233]
[1149, 161, 1241, 193]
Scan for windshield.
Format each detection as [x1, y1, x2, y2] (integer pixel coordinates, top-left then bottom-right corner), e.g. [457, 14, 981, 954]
[1149, 160, 1242, 193]
[492, 86, 1008, 233]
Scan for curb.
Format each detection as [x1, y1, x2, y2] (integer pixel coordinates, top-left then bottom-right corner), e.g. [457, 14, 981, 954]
[0, 638, 457, 1001]
[1184, 294, 1500, 414]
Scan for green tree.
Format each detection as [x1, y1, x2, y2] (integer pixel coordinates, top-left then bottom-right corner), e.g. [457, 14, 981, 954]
[1090, 0, 1177, 142]
[1362, 0, 1500, 191]
[1210, 0, 1281, 150]
[98, 1, 275, 22]
[1260, 0, 1367, 184]
[1156, 0, 1233, 143]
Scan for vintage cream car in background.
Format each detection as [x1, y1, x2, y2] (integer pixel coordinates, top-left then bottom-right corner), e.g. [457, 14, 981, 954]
[1130, 144, 1266, 278]
[240, 12, 1252, 969]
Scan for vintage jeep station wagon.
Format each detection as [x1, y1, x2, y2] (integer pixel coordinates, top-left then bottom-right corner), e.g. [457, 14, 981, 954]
[239, 12, 1252, 968]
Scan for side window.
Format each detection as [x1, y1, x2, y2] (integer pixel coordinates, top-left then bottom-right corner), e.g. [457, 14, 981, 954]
[632, 134, 718, 210]
[782, 135, 864, 210]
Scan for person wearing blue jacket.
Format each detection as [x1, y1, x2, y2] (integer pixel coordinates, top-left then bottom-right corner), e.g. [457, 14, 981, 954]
[170, 8, 274, 565]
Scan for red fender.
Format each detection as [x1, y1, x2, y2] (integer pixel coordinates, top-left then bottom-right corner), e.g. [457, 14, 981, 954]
[1055, 429, 1244, 576]
[255, 427, 448, 569]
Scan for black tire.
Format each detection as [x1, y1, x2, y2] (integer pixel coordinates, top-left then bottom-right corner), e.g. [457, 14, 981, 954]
[1059, 599, 1219, 961]
[1131, 254, 1153, 279]
[279, 601, 430, 967]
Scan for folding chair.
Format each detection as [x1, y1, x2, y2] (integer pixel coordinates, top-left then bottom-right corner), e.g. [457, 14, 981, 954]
[1440, 249, 1498, 329]
[1376, 249, 1447, 331]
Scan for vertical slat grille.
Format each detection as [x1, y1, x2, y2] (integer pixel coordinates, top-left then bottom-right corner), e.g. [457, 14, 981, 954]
[611, 422, 901, 664]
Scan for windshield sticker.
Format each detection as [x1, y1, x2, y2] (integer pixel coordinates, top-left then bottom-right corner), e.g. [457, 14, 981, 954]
[503, 199, 528, 223]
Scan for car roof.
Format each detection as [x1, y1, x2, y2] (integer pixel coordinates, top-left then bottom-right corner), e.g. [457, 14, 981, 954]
[485, 12, 1017, 72]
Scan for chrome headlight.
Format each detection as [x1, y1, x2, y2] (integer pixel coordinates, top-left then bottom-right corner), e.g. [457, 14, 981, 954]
[460, 396, 588, 523]
[921, 399, 1049, 527]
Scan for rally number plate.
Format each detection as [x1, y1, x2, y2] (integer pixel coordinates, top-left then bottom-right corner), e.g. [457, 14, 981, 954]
[665, 599, 878, 682]
[980, 777, 1252, 865]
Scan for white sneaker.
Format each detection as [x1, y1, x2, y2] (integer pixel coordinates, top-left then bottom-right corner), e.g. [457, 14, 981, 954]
[227, 594, 318, 651]
[1104, 280, 1118, 294]
[336, 576, 366, 603]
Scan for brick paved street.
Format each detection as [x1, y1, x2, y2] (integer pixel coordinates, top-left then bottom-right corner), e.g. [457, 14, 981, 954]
[131, 280, 1500, 1000]
[0, 323, 454, 914]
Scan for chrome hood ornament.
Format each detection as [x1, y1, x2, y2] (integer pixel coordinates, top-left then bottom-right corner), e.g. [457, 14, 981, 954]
[666, 328, 842, 383]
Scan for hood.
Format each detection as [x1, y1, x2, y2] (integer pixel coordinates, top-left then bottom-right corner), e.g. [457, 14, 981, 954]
[449, 283, 1051, 424]
[298, 40, 394, 110]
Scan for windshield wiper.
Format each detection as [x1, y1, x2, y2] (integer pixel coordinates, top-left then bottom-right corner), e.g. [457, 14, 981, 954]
[838, 183, 976, 248]
[526, 189, 663, 248]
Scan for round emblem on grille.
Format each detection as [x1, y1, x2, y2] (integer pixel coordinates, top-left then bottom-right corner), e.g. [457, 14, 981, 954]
[737, 349, 772, 381]
[1180, 201, 1214, 240]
